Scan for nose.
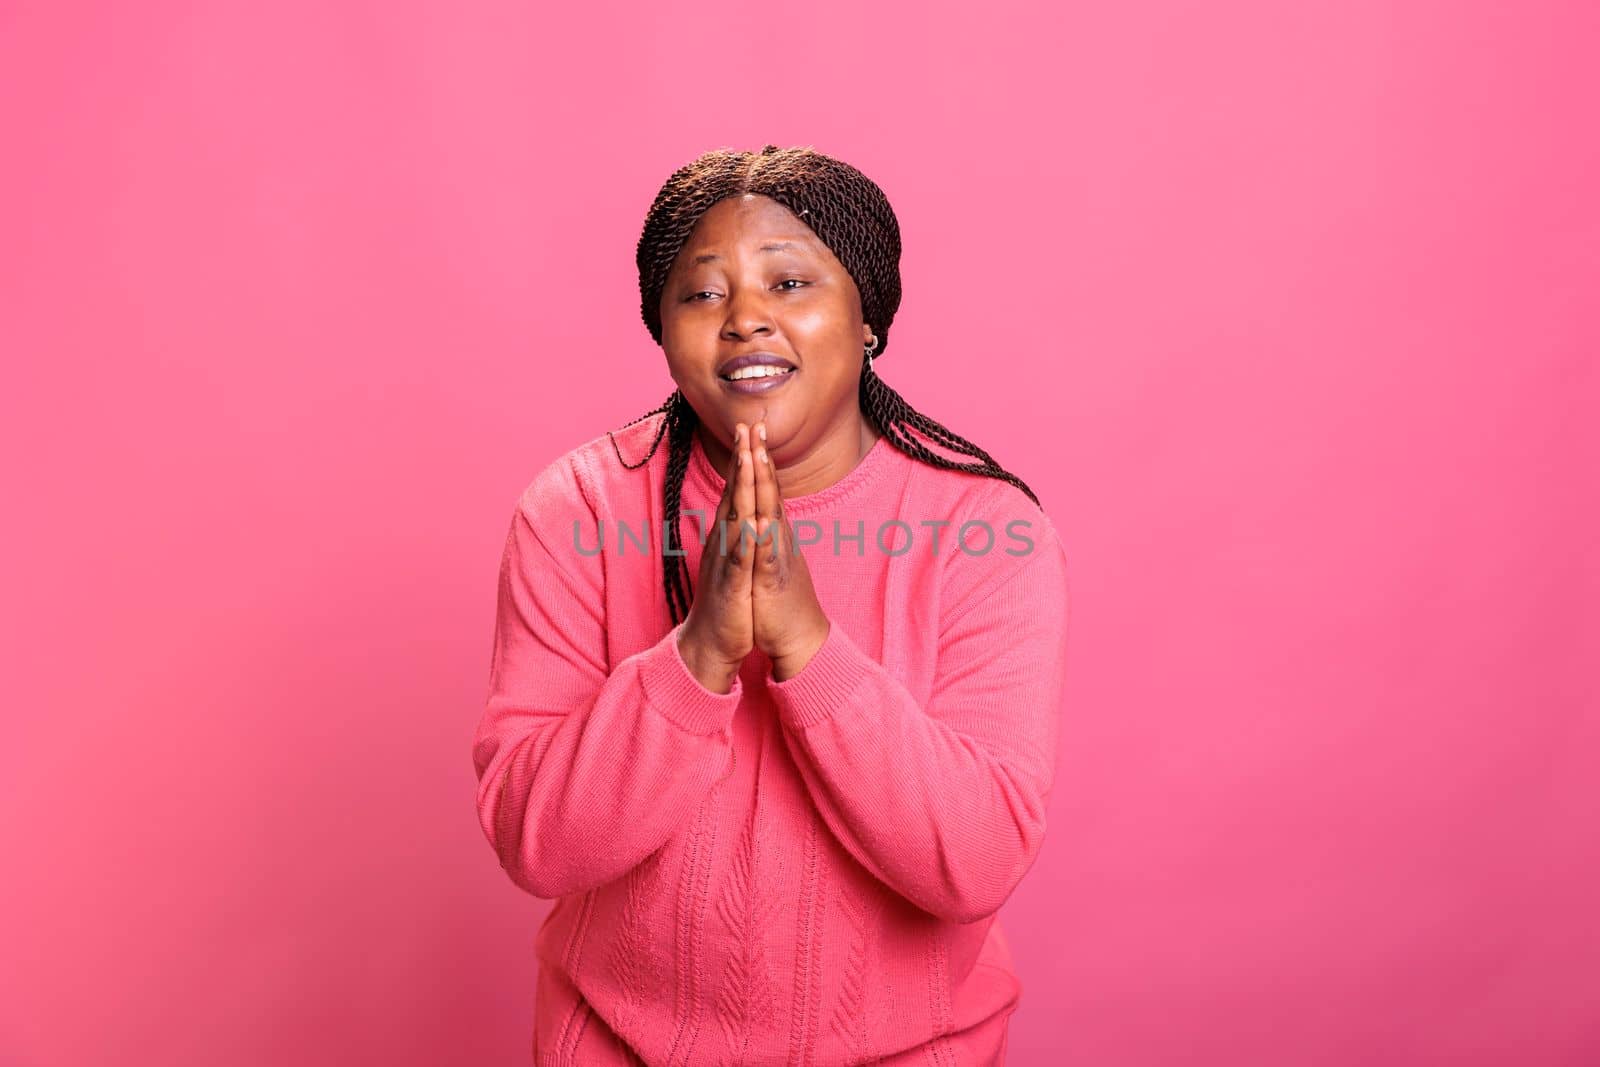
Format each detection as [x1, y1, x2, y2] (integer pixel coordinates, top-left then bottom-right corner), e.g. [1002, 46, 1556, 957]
[719, 285, 774, 342]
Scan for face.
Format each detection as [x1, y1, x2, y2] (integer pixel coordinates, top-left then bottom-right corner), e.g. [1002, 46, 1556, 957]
[659, 193, 874, 463]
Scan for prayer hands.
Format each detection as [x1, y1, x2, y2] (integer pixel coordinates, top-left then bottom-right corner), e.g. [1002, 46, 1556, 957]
[676, 419, 831, 693]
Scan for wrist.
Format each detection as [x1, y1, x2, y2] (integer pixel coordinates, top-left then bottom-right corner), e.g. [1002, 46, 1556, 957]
[677, 627, 741, 694]
[770, 618, 830, 682]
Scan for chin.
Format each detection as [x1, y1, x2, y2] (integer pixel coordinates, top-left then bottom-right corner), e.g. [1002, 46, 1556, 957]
[723, 395, 793, 430]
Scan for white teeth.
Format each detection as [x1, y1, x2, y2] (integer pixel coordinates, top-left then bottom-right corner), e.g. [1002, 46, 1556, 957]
[725, 365, 793, 381]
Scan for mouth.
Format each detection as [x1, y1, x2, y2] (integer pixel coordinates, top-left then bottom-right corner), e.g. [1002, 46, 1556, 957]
[717, 352, 796, 377]
[717, 352, 797, 395]
[719, 365, 796, 395]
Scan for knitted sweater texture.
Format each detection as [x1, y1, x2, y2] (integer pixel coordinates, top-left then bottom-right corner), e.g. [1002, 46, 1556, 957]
[472, 412, 1071, 1065]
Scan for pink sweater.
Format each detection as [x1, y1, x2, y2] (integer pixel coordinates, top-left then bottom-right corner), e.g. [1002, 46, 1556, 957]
[472, 411, 1071, 1066]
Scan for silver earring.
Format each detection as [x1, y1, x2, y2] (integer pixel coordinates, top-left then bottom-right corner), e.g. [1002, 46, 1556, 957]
[864, 335, 879, 371]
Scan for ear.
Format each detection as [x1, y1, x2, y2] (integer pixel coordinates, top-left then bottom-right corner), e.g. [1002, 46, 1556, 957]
[861, 323, 874, 346]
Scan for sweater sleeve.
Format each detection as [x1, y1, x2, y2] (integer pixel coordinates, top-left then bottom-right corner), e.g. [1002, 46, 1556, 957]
[766, 517, 1071, 924]
[470, 461, 744, 899]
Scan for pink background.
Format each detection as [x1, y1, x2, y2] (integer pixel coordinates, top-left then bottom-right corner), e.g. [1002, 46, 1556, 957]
[3, 2, 1595, 1064]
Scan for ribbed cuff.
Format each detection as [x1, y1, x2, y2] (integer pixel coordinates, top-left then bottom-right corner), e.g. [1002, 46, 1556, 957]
[636, 622, 744, 736]
[766, 621, 874, 729]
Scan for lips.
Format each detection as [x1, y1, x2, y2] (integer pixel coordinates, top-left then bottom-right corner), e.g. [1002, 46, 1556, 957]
[717, 352, 796, 379]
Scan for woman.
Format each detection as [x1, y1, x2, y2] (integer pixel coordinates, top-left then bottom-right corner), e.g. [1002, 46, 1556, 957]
[472, 145, 1071, 1065]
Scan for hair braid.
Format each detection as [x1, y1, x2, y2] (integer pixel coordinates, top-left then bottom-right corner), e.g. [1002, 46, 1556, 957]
[860, 359, 1039, 506]
[614, 144, 1040, 626]
[607, 390, 698, 624]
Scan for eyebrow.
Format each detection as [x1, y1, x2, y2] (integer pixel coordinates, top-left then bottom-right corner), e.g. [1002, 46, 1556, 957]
[690, 242, 804, 265]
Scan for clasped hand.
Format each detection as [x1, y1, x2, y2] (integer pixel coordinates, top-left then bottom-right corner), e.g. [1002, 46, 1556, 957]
[676, 420, 831, 693]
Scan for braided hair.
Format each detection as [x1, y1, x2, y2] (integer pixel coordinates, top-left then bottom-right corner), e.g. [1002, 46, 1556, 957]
[611, 144, 1039, 626]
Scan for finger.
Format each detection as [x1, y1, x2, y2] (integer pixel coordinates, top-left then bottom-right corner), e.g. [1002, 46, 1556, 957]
[718, 423, 742, 518]
[761, 500, 795, 573]
[733, 424, 758, 566]
[717, 425, 752, 569]
[724, 423, 742, 483]
[760, 424, 797, 562]
[752, 421, 780, 564]
[756, 510, 785, 571]
[704, 423, 740, 559]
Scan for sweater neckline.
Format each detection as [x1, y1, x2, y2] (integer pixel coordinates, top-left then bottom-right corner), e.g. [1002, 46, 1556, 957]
[685, 427, 894, 516]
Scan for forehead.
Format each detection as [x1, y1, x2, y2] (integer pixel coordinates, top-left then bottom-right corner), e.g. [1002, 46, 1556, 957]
[676, 194, 825, 257]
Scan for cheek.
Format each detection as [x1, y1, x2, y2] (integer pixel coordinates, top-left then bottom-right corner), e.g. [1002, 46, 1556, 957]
[660, 302, 712, 343]
[658, 333, 704, 388]
[660, 319, 717, 369]
[780, 303, 861, 383]
[787, 297, 857, 341]
[659, 312, 691, 352]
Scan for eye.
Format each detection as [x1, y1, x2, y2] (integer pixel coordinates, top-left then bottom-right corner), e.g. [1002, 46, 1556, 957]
[774, 278, 810, 292]
[686, 290, 719, 302]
